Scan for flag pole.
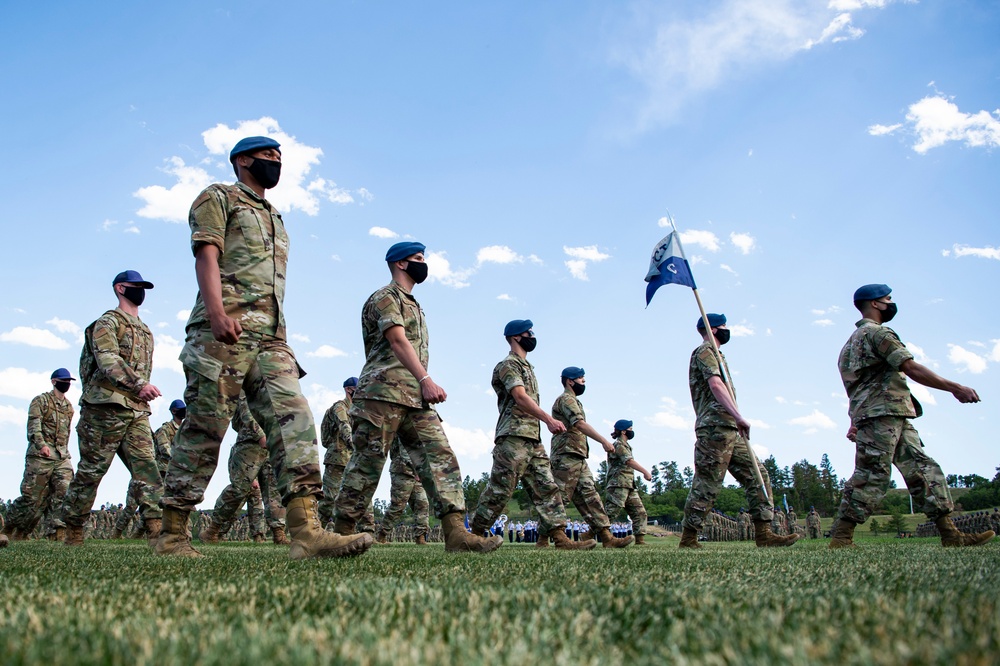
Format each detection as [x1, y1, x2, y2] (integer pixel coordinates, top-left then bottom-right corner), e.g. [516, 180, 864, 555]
[666, 213, 772, 503]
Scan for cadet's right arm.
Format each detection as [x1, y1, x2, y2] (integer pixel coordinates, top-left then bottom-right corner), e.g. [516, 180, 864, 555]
[900, 360, 979, 404]
[384, 325, 446, 404]
[510, 386, 565, 434]
[26, 395, 51, 457]
[707, 375, 751, 439]
[194, 244, 242, 345]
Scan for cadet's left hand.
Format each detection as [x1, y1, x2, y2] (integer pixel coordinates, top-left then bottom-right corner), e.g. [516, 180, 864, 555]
[846, 425, 858, 442]
[643, 471, 652, 482]
[602, 441, 615, 453]
[137, 384, 162, 402]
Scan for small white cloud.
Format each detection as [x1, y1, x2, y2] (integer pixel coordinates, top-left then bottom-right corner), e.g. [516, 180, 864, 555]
[308, 345, 349, 359]
[440, 421, 493, 458]
[747, 418, 771, 430]
[527, 254, 544, 265]
[476, 245, 524, 265]
[102, 219, 119, 231]
[868, 123, 902, 136]
[0, 368, 52, 400]
[906, 342, 937, 368]
[719, 264, 738, 276]
[0, 404, 27, 426]
[152, 334, 184, 374]
[947, 244, 1000, 261]
[331, 254, 341, 262]
[46, 318, 81, 337]
[989, 339, 1000, 363]
[176, 309, 191, 322]
[124, 224, 141, 234]
[646, 397, 693, 430]
[291, 333, 311, 343]
[788, 409, 836, 430]
[679, 230, 720, 252]
[564, 245, 611, 262]
[813, 319, 835, 327]
[729, 324, 754, 337]
[909, 383, 937, 407]
[947, 344, 988, 374]
[872, 95, 1000, 154]
[497, 294, 513, 301]
[730, 232, 756, 255]
[0, 327, 70, 350]
[751, 443, 769, 459]
[425, 251, 473, 289]
[304, 382, 343, 419]
[565, 259, 590, 281]
[307, 177, 354, 204]
[356, 188, 374, 202]
[134, 156, 215, 223]
[775, 396, 786, 404]
[369, 226, 399, 239]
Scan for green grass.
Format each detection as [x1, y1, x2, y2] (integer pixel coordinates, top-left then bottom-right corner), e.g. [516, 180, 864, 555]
[2, 536, 998, 665]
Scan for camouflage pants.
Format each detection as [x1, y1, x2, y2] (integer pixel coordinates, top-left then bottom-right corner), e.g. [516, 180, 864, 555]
[61, 403, 162, 528]
[473, 436, 567, 535]
[380, 453, 430, 537]
[320, 462, 375, 531]
[550, 453, 610, 531]
[113, 479, 142, 533]
[163, 328, 322, 512]
[836, 416, 952, 524]
[6, 455, 73, 533]
[210, 433, 286, 533]
[808, 523, 820, 539]
[605, 485, 647, 537]
[682, 425, 774, 532]
[335, 398, 465, 527]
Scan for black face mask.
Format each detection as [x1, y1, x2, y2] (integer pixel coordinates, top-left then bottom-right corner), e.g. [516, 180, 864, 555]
[518, 336, 537, 353]
[880, 302, 898, 323]
[247, 157, 282, 189]
[715, 328, 731, 346]
[54, 380, 72, 394]
[173, 409, 186, 421]
[571, 382, 586, 396]
[625, 430, 635, 440]
[122, 286, 146, 306]
[404, 261, 429, 284]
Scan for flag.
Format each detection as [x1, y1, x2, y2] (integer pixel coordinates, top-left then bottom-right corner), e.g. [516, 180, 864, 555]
[644, 231, 696, 305]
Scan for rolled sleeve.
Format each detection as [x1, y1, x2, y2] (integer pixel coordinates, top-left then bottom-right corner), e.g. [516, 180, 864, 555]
[374, 294, 405, 334]
[189, 187, 228, 256]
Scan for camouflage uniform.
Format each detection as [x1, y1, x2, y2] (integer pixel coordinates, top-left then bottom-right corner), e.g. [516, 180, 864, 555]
[334, 281, 466, 526]
[737, 511, 751, 540]
[549, 388, 612, 531]
[604, 433, 648, 538]
[807, 509, 821, 539]
[472, 353, 568, 535]
[682, 341, 774, 532]
[379, 439, 430, 538]
[5, 390, 74, 536]
[153, 418, 178, 479]
[60, 309, 163, 528]
[787, 508, 797, 533]
[163, 182, 323, 513]
[319, 394, 374, 531]
[835, 318, 953, 524]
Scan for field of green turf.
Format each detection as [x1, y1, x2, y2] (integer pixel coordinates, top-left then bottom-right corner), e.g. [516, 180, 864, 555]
[2, 536, 997, 665]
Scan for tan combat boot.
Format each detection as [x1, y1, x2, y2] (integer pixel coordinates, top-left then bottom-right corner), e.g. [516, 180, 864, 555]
[755, 520, 799, 547]
[53, 527, 66, 542]
[155, 508, 204, 557]
[414, 534, 427, 545]
[828, 518, 859, 549]
[144, 519, 162, 548]
[550, 528, 597, 551]
[198, 518, 221, 544]
[634, 534, 647, 545]
[936, 515, 995, 547]
[64, 525, 85, 546]
[286, 496, 373, 560]
[536, 535, 549, 548]
[441, 513, 503, 553]
[0, 534, 8, 548]
[679, 526, 701, 549]
[375, 530, 389, 544]
[578, 529, 592, 542]
[272, 527, 290, 545]
[252, 533, 266, 543]
[598, 527, 633, 549]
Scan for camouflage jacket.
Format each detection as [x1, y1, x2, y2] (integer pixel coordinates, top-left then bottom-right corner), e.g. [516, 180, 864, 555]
[321, 397, 353, 467]
[26, 390, 73, 459]
[354, 282, 429, 409]
[606, 433, 636, 489]
[153, 419, 179, 472]
[689, 341, 738, 429]
[806, 510, 821, 527]
[492, 352, 541, 442]
[232, 395, 266, 445]
[550, 388, 588, 458]
[186, 182, 289, 340]
[839, 319, 919, 423]
[81, 308, 153, 413]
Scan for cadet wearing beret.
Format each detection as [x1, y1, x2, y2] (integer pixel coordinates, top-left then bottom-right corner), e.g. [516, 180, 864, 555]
[470, 320, 595, 551]
[830, 284, 994, 548]
[157, 136, 373, 559]
[604, 419, 653, 544]
[679, 313, 797, 549]
[319, 377, 373, 531]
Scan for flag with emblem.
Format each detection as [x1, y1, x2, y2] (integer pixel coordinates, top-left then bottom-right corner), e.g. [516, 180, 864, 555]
[644, 230, 696, 305]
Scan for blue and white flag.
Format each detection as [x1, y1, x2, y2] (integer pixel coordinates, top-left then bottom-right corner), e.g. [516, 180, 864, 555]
[644, 231, 696, 305]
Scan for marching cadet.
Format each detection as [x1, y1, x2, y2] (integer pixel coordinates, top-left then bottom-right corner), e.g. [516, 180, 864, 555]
[604, 420, 653, 545]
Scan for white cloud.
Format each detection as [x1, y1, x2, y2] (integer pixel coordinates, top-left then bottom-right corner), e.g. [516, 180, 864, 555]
[751, 443, 769, 459]
[357, 188, 374, 203]
[565, 259, 590, 281]
[946, 244, 1000, 261]
[646, 397, 693, 430]
[304, 382, 343, 420]
[291, 333, 311, 343]
[0, 327, 70, 350]
[947, 344, 988, 374]
[788, 409, 836, 431]
[176, 309, 191, 322]
[134, 157, 214, 223]
[719, 264, 738, 276]
[747, 418, 771, 430]
[0, 404, 27, 426]
[775, 396, 787, 404]
[476, 245, 524, 265]
[307, 177, 354, 205]
[102, 219, 118, 231]
[872, 95, 1000, 154]
[369, 226, 399, 239]
[0, 368, 52, 400]
[440, 421, 493, 458]
[152, 334, 184, 375]
[497, 294, 513, 301]
[811, 306, 842, 316]
[307, 345, 349, 359]
[729, 324, 755, 337]
[909, 383, 937, 407]
[813, 319, 835, 327]
[906, 342, 938, 368]
[679, 230, 720, 252]
[730, 232, 756, 255]
[46, 317, 82, 340]
[124, 224, 141, 234]
[563, 245, 611, 282]
[426, 251, 473, 289]
[989, 340, 1000, 363]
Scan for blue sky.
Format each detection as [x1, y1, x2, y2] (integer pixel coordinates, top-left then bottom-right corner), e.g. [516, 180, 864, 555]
[2, 1, 998, 510]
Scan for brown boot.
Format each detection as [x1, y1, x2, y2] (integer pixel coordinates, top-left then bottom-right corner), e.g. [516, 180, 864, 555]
[155, 508, 204, 557]
[0, 534, 7, 548]
[441, 513, 503, 553]
[756, 520, 799, 547]
[64, 525, 85, 546]
[54, 527, 66, 542]
[634, 533, 647, 545]
[598, 527, 633, 549]
[551, 528, 597, 551]
[578, 529, 592, 542]
[536, 535, 549, 548]
[828, 518, 859, 549]
[375, 530, 389, 544]
[936, 515, 995, 547]
[252, 533, 266, 543]
[198, 518, 221, 544]
[415, 534, 428, 545]
[679, 526, 702, 549]
[144, 519, 162, 548]
[272, 527, 290, 545]
[286, 497, 373, 560]
[332, 518, 356, 536]
[110, 528, 123, 540]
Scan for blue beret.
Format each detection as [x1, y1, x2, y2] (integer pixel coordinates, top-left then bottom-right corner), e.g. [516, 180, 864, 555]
[614, 419, 633, 431]
[696, 313, 726, 330]
[343, 377, 358, 388]
[385, 241, 426, 262]
[113, 269, 154, 289]
[229, 136, 281, 161]
[51, 368, 76, 381]
[169, 399, 186, 411]
[503, 319, 533, 337]
[561, 366, 585, 380]
[853, 284, 891, 301]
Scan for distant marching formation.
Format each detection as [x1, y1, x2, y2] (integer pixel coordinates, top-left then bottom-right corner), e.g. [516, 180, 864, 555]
[2, 135, 994, 554]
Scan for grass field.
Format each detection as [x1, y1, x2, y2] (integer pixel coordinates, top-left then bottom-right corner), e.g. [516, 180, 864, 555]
[2, 535, 997, 665]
